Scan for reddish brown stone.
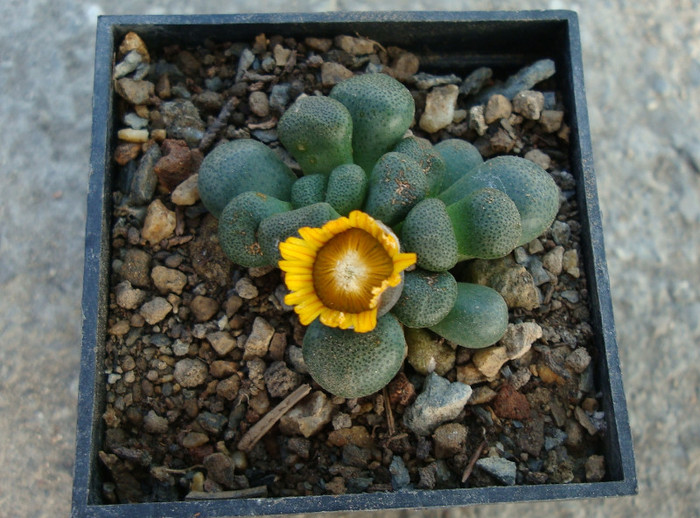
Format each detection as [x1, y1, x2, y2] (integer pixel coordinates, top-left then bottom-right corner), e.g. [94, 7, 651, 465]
[387, 372, 416, 407]
[492, 384, 531, 420]
[154, 139, 199, 192]
[114, 142, 142, 165]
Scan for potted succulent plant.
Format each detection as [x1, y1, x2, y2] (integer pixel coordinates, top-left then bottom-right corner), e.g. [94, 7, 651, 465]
[73, 10, 636, 518]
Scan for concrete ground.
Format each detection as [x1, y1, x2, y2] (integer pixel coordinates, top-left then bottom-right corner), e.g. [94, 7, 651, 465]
[0, 0, 698, 516]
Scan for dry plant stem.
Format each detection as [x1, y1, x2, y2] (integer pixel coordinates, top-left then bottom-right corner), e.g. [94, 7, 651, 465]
[198, 96, 240, 152]
[383, 386, 395, 436]
[462, 440, 488, 483]
[185, 486, 268, 500]
[237, 384, 312, 452]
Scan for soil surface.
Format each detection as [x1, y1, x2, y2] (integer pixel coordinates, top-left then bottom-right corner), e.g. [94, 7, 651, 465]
[99, 30, 606, 502]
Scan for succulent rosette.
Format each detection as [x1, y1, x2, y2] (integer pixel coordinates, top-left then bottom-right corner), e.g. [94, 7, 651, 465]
[197, 73, 561, 398]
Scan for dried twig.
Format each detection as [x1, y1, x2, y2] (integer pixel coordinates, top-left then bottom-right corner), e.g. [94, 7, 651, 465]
[382, 386, 395, 436]
[198, 96, 240, 152]
[461, 440, 487, 483]
[237, 384, 311, 452]
[186, 485, 268, 500]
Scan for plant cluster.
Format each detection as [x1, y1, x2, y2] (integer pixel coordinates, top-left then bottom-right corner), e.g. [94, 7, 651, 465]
[198, 73, 560, 398]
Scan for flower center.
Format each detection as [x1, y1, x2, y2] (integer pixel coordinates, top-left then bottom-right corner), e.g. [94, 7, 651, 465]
[313, 228, 394, 313]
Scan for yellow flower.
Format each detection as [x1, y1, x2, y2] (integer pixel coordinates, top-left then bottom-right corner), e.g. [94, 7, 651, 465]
[279, 210, 416, 333]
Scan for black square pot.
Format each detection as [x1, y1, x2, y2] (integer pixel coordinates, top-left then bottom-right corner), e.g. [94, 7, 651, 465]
[74, 10, 636, 517]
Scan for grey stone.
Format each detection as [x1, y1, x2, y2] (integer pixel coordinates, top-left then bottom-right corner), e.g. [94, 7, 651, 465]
[403, 373, 472, 436]
[269, 83, 291, 113]
[413, 72, 462, 90]
[235, 48, 255, 82]
[524, 148, 552, 170]
[264, 360, 302, 398]
[287, 345, 308, 374]
[460, 66, 493, 96]
[159, 99, 205, 147]
[566, 347, 592, 373]
[128, 144, 161, 206]
[476, 456, 517, 485]
[113, 50, 143, 79]
[551, 220, 571, 245]
[526, 256, 551, 286]
[173, 358, 208, 388]
[389, 456, 412, 490]
[472, 59, 556, 104]
[197, 411, 228, 434]
[561, 290, 581, 303]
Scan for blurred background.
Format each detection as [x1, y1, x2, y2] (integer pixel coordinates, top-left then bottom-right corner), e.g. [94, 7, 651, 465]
[0, 0, 698, 516]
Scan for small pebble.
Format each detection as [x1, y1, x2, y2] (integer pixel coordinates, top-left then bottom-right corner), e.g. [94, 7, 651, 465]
[499, 322, 543, 360]
[334, 35, 376, 55]
[243, 316, 275, 359]
[139, 297, 172, 325]
[264, 360, 302, 398]
[585, 455, 605, 482]
[512, 90, 545, 120]
[565, 347, 592, 373]
[173, 358, 208, 388]
[216, 375, 241, 400]
[141, 199, 176, 246]
[476, 456, 517, 485]
[279, 391, 335, 438]
[389, 456, 412, 490]
[190, 295, 219, 322]
[468, 105, 488, 136]
[551, 220, 571, 245]
[207, 331, 236, 356]
[171, 174, 200, 206]
[118, 128, 149, 143]
[432, 423, 467, 459]
[420, 84, 459, 133]
[248, 91, 270, 117]
[115, 280, 146, 309]
[151, 265, 187, 295]
[143, 410, 169, 434]
[403, 373, 472, 436]
[235, 277, 259, 299]
[542, 246, 565, 275]
[524, 149, 552, 170]
[321, 62, 354, 86]
[484, 94, 512, 124]
[540, 110, 564, 133]
[203, 453, 235, 488]
[493, 384, 530, 420]
[562, 249, 580, 278]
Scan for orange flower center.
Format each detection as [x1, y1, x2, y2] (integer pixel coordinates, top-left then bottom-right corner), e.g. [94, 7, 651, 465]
[312, 228, 394, 313]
